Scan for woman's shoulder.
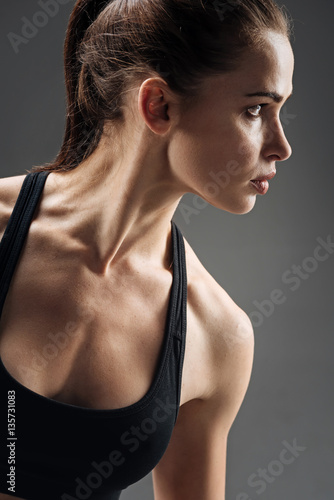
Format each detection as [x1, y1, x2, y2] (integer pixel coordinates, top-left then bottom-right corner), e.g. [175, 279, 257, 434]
[0, 174, 27, 238]
[182, 233, 254, 352]
[182, 233, 254, 402]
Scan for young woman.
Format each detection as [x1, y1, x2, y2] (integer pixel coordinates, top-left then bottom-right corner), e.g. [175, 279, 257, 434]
[0, 0, 294, 498]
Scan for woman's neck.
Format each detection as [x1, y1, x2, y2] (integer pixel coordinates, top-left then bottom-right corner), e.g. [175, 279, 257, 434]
[45, 131, 184, 275]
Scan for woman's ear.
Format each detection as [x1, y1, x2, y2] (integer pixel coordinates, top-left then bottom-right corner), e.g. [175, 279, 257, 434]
[138, 78, 174, 135]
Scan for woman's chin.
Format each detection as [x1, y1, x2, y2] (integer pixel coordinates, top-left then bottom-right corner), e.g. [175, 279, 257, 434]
[212, 196, 257, 215]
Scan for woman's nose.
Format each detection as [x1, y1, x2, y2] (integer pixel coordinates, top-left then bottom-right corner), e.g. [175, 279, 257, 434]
[263, 118, 292, 162]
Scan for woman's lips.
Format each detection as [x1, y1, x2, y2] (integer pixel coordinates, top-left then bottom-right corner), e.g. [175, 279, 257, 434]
[250, 171, 276, 195]
[250, 179, 269, 195]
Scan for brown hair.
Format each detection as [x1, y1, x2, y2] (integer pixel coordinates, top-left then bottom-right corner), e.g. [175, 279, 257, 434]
[29, 0, 293, 174]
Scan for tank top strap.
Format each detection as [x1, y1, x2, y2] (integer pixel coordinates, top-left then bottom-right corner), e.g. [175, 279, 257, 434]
[169, 220, 187, 424]
[170, 220, 187, 342]
[0, 171, 50, 317]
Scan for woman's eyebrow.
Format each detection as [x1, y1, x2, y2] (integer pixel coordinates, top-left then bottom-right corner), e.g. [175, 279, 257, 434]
[245, 90, 293, 103]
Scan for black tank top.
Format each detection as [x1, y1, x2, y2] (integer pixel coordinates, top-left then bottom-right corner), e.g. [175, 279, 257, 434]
[0, 172, 187, 500]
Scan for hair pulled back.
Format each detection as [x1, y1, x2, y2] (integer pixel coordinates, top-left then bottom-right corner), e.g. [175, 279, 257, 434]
[30, 0, 293, 173]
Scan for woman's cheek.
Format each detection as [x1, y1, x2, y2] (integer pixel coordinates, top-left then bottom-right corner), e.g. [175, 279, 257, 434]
[236, 137, 260, 170]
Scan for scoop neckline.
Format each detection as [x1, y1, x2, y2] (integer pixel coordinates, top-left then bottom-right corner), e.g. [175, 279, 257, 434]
[0, 176, 179, 416]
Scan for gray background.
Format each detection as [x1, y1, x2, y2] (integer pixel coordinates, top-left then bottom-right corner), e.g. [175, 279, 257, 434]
[1, 1, 333, 498]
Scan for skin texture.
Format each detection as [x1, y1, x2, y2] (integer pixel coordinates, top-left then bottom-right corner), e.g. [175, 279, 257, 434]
[165, 36, 293, 214]
[0, 30, 294, 500]
[152, 32, 294, 500]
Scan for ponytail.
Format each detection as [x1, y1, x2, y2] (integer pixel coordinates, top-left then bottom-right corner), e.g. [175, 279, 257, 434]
[31, 1, 110, 173]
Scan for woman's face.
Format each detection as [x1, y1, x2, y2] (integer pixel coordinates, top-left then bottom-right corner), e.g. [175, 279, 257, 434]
[170, 30, 294, 214]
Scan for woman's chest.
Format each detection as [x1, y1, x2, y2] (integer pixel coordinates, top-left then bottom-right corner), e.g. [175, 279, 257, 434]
[0, 250, 210, 411]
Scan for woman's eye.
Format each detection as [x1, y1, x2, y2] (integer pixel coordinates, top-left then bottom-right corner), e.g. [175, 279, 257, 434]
[247, 104, 265, 118]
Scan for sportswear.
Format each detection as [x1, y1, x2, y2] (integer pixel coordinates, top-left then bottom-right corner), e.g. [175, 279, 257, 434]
[0, 171, 187, 499]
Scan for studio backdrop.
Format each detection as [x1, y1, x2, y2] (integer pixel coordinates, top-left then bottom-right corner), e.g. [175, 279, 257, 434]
[0, 1, 333, 499]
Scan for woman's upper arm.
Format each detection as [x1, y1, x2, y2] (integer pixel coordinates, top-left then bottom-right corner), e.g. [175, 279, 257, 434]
[152, 306, 254, 500]
[0, 175, 25, 239]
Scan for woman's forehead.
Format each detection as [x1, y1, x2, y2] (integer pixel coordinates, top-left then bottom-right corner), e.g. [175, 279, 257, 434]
[205, 34, 294, 101]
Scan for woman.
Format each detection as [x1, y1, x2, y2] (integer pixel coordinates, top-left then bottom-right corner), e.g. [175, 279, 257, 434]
[0, 0, 294, 498]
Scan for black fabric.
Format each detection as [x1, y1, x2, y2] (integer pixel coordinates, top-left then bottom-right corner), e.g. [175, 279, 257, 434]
[0, 172, 187, 500]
